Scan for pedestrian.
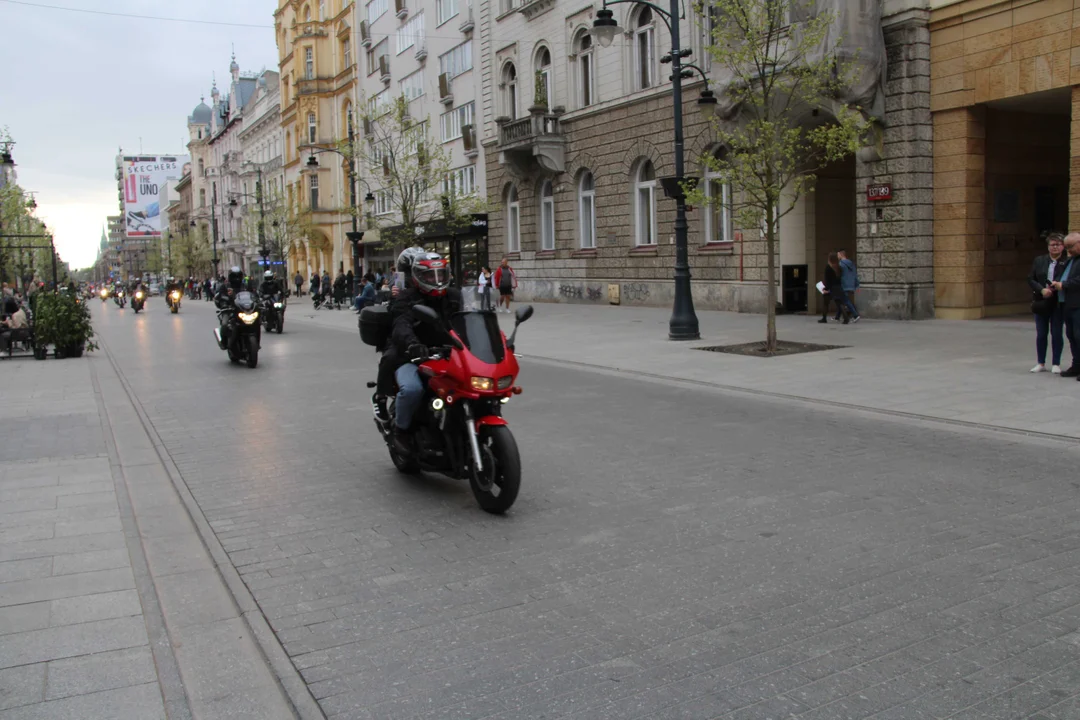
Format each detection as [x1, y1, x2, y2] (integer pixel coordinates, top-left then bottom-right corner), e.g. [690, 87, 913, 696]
[322, 269, 331, 301]
[310, 271, 320, 298]
[333, 270, 347, 309]
[1050, 232, 1080, 379]
[353, 275, 377, 312]
[346, 269, 355, 299]
[821, 253, 857, 324]
[1029, 231, 1069, 374]
[837, 249, 861, 322]
[294, 271, 304, 297]
[493, 257, 517, 313]
[477, 266, 492, 311]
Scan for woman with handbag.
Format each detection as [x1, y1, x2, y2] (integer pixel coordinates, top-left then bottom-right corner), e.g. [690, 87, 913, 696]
[1029, 232, 1069, 373]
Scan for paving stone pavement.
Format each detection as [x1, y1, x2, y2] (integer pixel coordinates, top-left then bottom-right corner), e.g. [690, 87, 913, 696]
[93, 297, 1080, 719]
[0, 357, 167, 719]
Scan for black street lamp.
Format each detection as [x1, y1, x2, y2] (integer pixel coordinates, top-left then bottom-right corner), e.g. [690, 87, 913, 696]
[592, 2, 710, 340]
[304, 122, 364, 278]
[210, 186, 221, 277]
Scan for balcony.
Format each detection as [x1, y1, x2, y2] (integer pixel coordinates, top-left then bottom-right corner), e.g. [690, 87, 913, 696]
[496, 109, 565, 175]
[360, 20, 371, 47]
[297, 77, 335, 95]
[459, 8, 474, 33]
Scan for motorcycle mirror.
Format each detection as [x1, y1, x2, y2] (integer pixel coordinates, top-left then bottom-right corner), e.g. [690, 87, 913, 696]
[410, 305, 440, 324]
[514, 305, 534, 325]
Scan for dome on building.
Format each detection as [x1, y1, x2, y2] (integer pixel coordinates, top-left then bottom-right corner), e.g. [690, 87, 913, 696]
[190, 98, 212, 124]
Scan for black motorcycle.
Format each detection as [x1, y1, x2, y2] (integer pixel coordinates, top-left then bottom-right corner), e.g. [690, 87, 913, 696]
[167, 289, 182, 314]
[113, 289, 126, 308]
[262, 293, 285, 333]
[214, 291, 261, 368]
[131, 289, 146, 313]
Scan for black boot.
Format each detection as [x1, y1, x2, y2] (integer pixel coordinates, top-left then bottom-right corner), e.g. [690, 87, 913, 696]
[392, 428, 414, 456]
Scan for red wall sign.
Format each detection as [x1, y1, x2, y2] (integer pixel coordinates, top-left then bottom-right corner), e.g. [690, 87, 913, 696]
[867, 183, 892, 201]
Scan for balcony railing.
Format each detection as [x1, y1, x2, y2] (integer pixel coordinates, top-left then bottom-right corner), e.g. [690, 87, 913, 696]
[497, 110, 565, 174]
[498, 113, 560, 145]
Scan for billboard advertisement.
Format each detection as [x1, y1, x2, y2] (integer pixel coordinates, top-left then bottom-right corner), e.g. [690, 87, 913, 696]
[121, 155, 189, 237]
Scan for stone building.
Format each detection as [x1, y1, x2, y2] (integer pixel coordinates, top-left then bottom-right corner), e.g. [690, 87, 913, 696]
[275, 0, 360, 281]
[930, 0, 1076, 319]
[479, 0, 935, 318]
[237, 70, 285, 276]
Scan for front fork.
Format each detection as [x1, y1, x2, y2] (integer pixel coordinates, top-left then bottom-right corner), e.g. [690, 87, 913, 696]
[463, 404, 484, 473]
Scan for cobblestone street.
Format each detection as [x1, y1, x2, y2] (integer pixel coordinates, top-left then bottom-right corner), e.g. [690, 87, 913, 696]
[54, 298, 1080, 719]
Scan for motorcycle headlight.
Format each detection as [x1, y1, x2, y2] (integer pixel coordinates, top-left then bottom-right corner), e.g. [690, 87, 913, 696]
[171, 291, 180, 300]
[238, 311, 259, 325]
[136, 292, 144, 299]
[273, 302, 283, 309]
[498, 376, 514, 390]
[100, 289, 107, 297]
[470, 376, 494, 392]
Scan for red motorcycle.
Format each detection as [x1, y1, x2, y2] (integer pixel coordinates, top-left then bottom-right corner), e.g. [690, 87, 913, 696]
[361, 303, 533, 513]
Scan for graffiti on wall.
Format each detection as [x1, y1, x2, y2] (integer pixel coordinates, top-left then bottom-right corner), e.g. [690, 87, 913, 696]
[622, 283, 651, 303]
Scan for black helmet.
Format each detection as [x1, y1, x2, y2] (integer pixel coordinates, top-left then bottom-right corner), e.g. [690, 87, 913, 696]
[227, 266, 244, 290]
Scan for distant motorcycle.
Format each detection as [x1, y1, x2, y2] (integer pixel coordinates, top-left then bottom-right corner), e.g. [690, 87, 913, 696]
[214, 291, 261, 368]
[262, 293, 285, 333]
[114, 289, 126, 308]
[100, 287, 109, 303]
[131, 289, 145, 313]
[168, 289, 182, 314]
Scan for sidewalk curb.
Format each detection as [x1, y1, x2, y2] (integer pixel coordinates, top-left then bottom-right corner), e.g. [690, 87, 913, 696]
[89, 358, 193, 720]
[97, 340, 326, 720]
[520, 353, 1080, 446]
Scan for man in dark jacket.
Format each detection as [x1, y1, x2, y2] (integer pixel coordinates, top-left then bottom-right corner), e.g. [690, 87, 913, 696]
[294, 271, 304, 296]
[1051, 233, 1080, 377]
[310, 271, 320, 298]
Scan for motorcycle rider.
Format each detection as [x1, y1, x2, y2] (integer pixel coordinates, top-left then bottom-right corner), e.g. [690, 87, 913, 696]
[381, 247, 458, 456]
[258, 270, 283, 299]
[165, 276, 182, 306]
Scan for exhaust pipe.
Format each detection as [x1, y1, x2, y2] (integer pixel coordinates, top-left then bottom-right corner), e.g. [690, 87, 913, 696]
[213, 327, 225, 349]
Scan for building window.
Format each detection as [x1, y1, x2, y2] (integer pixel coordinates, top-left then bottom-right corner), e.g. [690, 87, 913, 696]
[500, 0, 516, 13]
[579, 171, 595, 249]
[400, 70, 424, 100]
[439, 40, 472, 78]
[368, 38, 387, 76]
[635, 160, 656, 246]
[199, 189, 206, 207]
[576, 32, 594, 107]
[502, 63, 517, 119]
[397, 13, 424, 54]
[443, 165, 476, 197]
[319, 0, 326, 19]
[540, 180, 555, 251]
[440, 102, 474, 142]
[374, 189, 393, 215]
[307, 112, 317, 143]
[198, 158, 205, 176]
[506, 185, 520, 253]
[309, 174, 319, 209]
[368, 88, 390, 116]
[343, 39, 352, 68]
[634, 7, 655, 90]
[535, 47, 552, 107]
[305, 47, 314, 79]
[437, 0, 457, 25]
[705, 151, 733, 244]
[367, 0, 387, 24]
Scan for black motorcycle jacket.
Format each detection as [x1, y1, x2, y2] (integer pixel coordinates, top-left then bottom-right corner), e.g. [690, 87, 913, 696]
[389, 286, 461, 367]
[259, 279, 283, 297]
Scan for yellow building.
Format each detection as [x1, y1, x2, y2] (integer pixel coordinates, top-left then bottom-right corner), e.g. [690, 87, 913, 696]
[931, 0, 1079, 318]
[275, 0, 360, 281]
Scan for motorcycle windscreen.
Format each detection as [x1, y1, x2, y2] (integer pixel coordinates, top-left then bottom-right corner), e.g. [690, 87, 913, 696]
[451, 312, 505, 365]
[235, 291, 256, 311]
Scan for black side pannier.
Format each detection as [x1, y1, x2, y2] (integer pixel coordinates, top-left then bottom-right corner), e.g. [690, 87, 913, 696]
[359, 304, 392, 348]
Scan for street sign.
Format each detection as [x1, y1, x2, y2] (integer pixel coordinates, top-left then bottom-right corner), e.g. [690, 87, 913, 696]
[867, 183, 892, 201]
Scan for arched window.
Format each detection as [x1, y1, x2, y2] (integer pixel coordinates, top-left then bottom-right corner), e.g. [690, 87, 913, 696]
[705, 149, 733, 244]
[635, 160, 656, 246]
[539, 180, 555, 251]
[319, 0, 326, 20]
[198, 158, 205, 177]
[502, 63, 518, 120]
[634, 7, 655, 90]
[305, 47, 314, 79]
[575, 32, 594, 108]
[506, 185, 520, 253]
[578, 171, 595, 249]
[535, 47, 552, 107]
[304, 5, 312, 22]
[307, 112, 317, 144]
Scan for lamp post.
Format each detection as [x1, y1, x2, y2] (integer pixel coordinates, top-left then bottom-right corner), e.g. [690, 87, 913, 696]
[305, 121, 363, 279]
[593, 3, 710, 340]
[210, 185, 220, 277]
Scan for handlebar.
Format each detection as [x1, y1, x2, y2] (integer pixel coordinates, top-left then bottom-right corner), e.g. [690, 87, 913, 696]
[410, 347, 451, 364]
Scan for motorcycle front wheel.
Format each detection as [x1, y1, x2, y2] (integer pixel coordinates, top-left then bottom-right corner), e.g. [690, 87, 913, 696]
[246, 335, 259, 368]
[470, 426, 521, 514]
[170, 304, 178, 314]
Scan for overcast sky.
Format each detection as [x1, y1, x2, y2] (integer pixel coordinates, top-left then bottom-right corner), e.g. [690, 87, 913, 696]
[0, 0, 279, 268]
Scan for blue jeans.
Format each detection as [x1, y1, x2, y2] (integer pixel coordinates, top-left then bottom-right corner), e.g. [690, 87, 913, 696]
[1035, 305, 1065, 365]
[394, 363, 424, 430]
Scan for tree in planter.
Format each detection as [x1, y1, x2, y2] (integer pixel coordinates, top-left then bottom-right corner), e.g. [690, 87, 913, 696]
[357, 95, 488, 255]
[33, 292, 97, 357]
[689, 0, 872, 354]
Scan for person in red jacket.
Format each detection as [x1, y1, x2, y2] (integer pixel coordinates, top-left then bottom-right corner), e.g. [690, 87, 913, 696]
[493, 257, 517, 314]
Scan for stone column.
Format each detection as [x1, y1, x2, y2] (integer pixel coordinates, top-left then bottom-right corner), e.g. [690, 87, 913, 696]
[855, 5, 934, 319]
[932, 106, 985, 319]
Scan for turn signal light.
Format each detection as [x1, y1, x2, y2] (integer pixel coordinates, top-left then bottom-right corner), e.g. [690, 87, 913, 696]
[512, 386, 523, 395]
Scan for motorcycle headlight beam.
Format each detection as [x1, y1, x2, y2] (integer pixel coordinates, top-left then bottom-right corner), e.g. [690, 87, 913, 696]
[500, 397, 510, 404]
[470, 377, 495, 392]
[238, 311, 260, 325]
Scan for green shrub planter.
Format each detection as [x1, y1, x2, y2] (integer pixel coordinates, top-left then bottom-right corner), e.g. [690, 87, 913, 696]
[33, 294, 97, 358]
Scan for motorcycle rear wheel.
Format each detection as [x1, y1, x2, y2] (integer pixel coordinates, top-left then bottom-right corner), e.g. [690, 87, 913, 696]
[469, 426, 520, 514]
[246, 335, 259, 368]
